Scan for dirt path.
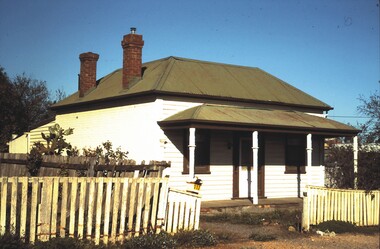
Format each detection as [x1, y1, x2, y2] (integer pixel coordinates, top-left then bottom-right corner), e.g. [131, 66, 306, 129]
[200, 221, 380, 249]
[205, 234, 379, 249]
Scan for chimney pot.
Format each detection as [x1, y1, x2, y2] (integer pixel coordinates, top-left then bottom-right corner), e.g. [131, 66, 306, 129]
[121, 29, 144, 89]
[79, 52, 99, 97]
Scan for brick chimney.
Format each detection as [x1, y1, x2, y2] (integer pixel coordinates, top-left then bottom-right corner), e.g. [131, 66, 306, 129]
[79, 52, 99, 97]
[121, 27, 144, 89]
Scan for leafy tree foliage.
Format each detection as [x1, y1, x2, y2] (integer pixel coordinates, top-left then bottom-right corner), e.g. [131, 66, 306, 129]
[357, 91, 380, 143]
[0, 67, 16, 152]
[0, 66, 59, 152]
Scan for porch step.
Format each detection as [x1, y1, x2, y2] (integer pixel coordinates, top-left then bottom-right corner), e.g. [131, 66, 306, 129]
[201, 198, 302, 214]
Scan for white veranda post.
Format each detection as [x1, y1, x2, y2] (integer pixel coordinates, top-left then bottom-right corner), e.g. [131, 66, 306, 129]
[252, 131, 259, 205]
[353, 136, 358, 189]
[189, 128, 196, 180]
[306, 134, 313, 186]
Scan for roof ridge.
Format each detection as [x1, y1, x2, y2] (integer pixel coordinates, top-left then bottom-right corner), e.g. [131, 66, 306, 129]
[192, 104, 205, 119]
[97, 68, 121, 85]
[152, 57, 176, 90]
[165, 56, 260, 70]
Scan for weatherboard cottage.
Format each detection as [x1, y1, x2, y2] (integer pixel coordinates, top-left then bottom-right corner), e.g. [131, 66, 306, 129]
[10, 28, 359, 202]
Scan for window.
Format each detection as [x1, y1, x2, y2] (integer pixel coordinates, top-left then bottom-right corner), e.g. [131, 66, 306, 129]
[183, 129, 211, 174]
[285, 135, 306, 174]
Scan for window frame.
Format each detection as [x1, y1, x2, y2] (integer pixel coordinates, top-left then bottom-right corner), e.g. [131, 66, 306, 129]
[284, 135, 306, 174]
[183, 129, 211, 174]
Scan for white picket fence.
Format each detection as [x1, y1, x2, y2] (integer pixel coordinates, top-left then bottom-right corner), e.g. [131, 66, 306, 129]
[164, 189, 201, 233]
[302, 186, 380, 231]
[0, 176, 201, 244]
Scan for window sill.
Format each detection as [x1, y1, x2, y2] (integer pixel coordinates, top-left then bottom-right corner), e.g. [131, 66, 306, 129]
[182, 171, 211, 175]
[284, 165, 306, 174]
[284, 171, 306, 174]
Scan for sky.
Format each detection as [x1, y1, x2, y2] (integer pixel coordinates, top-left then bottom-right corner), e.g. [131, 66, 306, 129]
[0, 0, 379, 126]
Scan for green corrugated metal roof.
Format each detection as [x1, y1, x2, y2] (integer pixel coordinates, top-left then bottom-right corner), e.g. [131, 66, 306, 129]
[159, 104, 359, 136]
[52, 56, 332, 110]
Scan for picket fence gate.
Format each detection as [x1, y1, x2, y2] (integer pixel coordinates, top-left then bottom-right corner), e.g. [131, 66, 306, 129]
[302, 185, 380, 231]
[0, 176, 201, 244]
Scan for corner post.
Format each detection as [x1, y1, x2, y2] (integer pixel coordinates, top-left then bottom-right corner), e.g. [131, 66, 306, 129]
[189, 128, 196, 180]
[306, 133, 313, 186]
[302, 189, 310, 231]
[252, 131, 259, 205]
[353, 136, 358, 189]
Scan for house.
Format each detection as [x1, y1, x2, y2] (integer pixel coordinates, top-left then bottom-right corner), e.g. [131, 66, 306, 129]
[9, 28, 360, 202]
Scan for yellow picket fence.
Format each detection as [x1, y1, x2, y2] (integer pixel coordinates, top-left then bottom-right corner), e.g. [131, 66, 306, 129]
[302, 186, 380, 231]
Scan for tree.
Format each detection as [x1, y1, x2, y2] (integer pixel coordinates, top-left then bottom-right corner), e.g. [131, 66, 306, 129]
[357, 91, 380, 143]
[0, 67, 17, 152]
[0, 66, 55, 152]
[12, 73, 52, 132]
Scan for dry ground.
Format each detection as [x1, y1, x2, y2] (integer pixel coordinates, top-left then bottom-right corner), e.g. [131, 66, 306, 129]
[200, 221, 380, 249]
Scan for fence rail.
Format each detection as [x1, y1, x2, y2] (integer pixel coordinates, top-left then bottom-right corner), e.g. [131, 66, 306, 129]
[0, 153, 170, 177]
[302, 186, 380, 231]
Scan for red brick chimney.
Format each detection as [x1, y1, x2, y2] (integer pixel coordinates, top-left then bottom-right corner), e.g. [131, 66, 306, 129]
[121, 27, 144, 89]
[79, 52, 99, 97]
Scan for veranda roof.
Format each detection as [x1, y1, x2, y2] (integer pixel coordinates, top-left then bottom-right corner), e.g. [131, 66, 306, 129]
[158, 104, 360, 137]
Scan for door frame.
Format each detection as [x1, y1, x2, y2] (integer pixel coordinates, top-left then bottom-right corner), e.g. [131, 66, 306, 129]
[232, 135, 265, 199]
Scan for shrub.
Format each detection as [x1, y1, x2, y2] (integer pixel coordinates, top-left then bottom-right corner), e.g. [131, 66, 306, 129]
[122, 232, 176, 249]
[201, 213, 231, 223]
[248, 232, 276, 242]
[213, 231, 237, 242]
[0, 232, 30, 249]
[174, 229, 218, 248]
[315, 220, 356, 234]
[33, 237, 97, 249]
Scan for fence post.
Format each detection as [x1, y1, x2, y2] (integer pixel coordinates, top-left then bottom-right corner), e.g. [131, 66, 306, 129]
[302, 188, 309, 231]
[156, 177, 169, 233]
[87, 158, 96, 177]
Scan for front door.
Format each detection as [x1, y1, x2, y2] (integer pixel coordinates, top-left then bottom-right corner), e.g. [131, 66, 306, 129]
[239, 138, 265, 198]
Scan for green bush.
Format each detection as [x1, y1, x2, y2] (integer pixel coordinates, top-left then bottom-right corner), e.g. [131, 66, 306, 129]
[0, 230, 218, 249]
[248, 232, 276, 242]
[315, 220, 356, 234]
[213, 230, 237, 243]
[174, 229, 218, 248]
[0, 232, 30, 249]
[122, 232, 176, 249]
[33, 237, 97, 249]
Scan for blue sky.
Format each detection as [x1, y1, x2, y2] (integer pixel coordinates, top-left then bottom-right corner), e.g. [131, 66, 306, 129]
[0, 0, 379, 126]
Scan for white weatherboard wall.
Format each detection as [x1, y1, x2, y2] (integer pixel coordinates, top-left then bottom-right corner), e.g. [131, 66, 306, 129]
[8, 134, 28, 153]
[56, 101, 162, 162]
[8, 120, 56, 153]
[264, 135, 325, 198]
